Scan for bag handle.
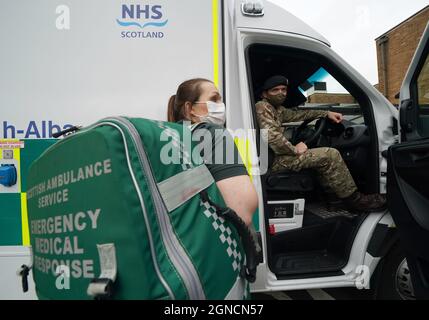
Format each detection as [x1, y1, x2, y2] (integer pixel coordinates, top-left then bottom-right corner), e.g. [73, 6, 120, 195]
[200, 191, 259, 283]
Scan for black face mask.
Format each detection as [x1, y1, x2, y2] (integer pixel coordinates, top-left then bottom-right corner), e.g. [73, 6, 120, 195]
[266, 93, 286, 107]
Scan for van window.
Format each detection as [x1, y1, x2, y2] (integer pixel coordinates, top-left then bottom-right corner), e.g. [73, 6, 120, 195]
[299, 67, 364, 125]
[247, 44, 380, 194]
[417, 53, 429, 137]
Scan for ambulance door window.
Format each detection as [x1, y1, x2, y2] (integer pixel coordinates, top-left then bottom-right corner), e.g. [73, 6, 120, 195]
[416, 52, 429, 137]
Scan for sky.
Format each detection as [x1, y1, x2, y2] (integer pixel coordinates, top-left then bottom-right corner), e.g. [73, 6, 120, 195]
[269, 0, 428, 86]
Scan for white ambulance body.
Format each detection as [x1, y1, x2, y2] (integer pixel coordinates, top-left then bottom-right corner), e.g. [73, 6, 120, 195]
[1, 0, 428, 300]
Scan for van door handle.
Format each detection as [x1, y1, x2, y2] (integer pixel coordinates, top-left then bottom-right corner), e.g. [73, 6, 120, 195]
[411, 151, 429, 163]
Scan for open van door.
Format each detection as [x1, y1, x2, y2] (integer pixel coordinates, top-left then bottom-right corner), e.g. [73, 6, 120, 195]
[387, 21, 429, 300]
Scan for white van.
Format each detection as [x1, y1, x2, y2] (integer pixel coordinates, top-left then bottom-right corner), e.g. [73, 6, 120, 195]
[1, 0, 428, 300]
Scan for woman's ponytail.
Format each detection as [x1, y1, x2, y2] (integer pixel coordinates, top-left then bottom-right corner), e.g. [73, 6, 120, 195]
[167, 95, 177, 122]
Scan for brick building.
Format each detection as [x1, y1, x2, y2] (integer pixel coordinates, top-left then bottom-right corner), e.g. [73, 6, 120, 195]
[375, 5, 429, 105]
[306, 82, 356, 105]
[307, 93, 356, 104]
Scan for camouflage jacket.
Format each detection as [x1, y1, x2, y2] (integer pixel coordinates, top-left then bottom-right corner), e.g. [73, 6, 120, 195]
[255, 99, 329, 156]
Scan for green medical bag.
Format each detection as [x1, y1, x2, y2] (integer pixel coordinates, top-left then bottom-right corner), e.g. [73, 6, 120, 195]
[24, 117, 258, 300]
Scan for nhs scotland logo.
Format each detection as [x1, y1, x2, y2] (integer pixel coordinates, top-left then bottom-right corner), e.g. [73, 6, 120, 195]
[117, 4, 168, 39]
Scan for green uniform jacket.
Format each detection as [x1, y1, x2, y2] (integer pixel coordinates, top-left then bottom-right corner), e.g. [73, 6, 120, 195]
[255, 99, 329, 156]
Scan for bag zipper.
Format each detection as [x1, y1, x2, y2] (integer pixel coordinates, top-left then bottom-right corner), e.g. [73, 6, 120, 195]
[54, 121, 176, 299]
[108, 117, 206, 300]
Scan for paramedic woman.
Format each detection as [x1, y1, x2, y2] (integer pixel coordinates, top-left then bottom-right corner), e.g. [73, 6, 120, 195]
[167, 78, 258, 227]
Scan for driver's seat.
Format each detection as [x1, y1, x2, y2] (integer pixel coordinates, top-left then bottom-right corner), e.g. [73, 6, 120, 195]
[264, 148, 315, 192]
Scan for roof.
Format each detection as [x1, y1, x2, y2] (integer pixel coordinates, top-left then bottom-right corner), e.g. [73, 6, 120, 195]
[375, 5, 429, 40]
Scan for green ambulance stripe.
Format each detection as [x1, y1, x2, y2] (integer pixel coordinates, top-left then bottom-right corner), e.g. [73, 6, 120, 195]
[1, 137, 260, 245]
[0, 139, 56, 246]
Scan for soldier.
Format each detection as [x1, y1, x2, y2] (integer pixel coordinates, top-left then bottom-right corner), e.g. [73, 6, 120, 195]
[256, 75, 386, 213]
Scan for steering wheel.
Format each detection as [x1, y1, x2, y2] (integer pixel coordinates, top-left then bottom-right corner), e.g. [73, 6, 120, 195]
[292, 117, 328, 147]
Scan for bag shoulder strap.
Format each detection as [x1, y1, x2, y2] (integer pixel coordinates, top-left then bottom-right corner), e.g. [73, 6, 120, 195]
[189, 121, 208, 132]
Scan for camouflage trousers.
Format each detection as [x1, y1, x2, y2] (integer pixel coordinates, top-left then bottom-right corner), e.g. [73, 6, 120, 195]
[272, 147, 358, 199]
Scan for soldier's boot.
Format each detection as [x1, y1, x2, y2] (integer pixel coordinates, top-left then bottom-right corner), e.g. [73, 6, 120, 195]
[343, 191, 387, 213]
[324, 193, 343, 211]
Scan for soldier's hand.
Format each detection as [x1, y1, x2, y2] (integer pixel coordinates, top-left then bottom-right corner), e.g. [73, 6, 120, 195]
[295, 142, 308, 155]
[327, 111, 343, 124]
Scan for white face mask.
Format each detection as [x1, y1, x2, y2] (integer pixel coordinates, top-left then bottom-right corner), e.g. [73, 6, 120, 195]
[194, 101, 226, 126]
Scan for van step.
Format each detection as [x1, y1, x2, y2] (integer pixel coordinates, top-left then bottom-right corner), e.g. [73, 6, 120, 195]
[305, 202, 358, 220]
[273, 251, 346, 276]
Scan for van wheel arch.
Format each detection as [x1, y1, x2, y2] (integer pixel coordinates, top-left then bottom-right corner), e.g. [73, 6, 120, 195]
[371, 240, 415, 300]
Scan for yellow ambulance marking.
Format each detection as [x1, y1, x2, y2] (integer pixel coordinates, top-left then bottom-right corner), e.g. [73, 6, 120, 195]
[13, 146, 21, 192]
[12, 143, 29, 246]
[12, 143, 28, 246]
[0, 139, 28, 246]
[234, 137, 260, 230]
[212, 0, 219, 87]
[21, 193, 30, 246]
[234, 137, 254, 180]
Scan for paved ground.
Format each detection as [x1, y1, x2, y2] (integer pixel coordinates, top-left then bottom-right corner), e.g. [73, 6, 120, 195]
[252, 288, 374, 300]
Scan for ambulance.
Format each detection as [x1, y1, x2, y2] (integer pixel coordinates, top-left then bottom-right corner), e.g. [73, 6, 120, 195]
[1, 0, 428, 300]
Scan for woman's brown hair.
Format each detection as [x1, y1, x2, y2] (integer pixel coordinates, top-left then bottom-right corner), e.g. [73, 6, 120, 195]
[167, 78, 213, 122]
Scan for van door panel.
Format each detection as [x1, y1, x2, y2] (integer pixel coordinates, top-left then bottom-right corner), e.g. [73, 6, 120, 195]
[388, 22, 429, 299]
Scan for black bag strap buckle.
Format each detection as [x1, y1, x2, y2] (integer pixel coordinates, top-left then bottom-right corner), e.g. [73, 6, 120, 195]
[87, 244, 117, 300]
[18, 265, 31, 293]
[52, 126, 82, 138]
